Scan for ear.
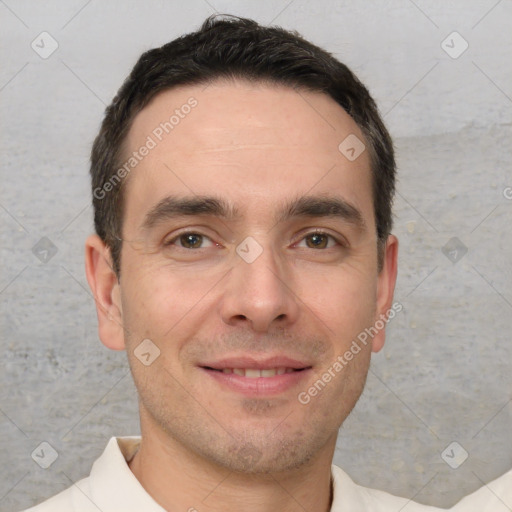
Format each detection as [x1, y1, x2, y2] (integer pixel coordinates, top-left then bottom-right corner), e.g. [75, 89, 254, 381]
[85, 234, 125, 350]
[371, 235, 399, 353]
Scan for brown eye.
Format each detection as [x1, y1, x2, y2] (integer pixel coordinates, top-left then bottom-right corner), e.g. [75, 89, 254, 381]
[179, 233, 203, 248]
[165, 232, 215, 249]
[305, 233, 329, 249]
[297, 232, 338, 249]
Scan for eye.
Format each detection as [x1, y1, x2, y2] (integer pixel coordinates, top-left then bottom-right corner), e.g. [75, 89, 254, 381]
[296, 231, 340, 249]
[165, 232, 216, 249]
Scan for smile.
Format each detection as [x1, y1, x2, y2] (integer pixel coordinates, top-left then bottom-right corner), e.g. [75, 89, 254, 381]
[206, 367, 304, 378]
[200, 358, 312, 396]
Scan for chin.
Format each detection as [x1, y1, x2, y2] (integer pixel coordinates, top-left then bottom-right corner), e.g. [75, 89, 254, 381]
[202, 431, 326, 474]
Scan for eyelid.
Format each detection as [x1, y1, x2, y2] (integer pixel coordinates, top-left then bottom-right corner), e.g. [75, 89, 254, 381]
[163, 228, 348, 249]
[163, 229, 217, 248]
[292, 228, 348, 248]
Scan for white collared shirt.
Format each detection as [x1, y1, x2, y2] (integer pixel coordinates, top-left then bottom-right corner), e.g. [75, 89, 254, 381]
[22, 437, 512, 511]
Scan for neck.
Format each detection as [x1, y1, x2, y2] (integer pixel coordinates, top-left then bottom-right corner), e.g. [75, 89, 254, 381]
[128, 424, 335, 512]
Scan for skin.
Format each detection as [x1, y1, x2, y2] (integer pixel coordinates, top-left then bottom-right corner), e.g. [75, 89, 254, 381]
[85, 79, 398, 512]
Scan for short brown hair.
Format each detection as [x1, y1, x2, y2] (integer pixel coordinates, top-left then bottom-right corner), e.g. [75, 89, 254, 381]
[90, 14, 395, 276]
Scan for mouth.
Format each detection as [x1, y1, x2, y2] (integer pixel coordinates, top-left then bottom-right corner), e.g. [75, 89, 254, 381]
[203, 367, 307, 378]
[199, 357, 312, 396]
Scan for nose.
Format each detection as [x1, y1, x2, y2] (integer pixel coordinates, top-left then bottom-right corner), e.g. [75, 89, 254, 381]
[220, 241, 300, 333]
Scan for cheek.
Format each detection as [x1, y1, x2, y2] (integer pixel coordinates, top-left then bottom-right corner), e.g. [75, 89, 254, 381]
[119, 258, 223, 344]
[298, 265, 377, 340]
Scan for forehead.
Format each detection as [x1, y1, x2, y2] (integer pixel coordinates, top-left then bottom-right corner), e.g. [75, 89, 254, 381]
[121, 79, 374, 229]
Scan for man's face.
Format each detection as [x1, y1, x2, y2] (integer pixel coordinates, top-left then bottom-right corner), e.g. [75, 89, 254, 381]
[113, 80, 392, 472]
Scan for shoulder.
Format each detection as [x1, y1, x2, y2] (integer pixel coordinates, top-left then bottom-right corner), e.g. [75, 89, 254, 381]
[20, 477, 97, 512]
[19, 436, 146, 512]
[331, 465, 446, 511]
[449, 468, 512, 511]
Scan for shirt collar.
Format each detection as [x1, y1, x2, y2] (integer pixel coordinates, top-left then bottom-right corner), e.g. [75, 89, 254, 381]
[89, 436, 166, 510]
[90, 436, 356, 511]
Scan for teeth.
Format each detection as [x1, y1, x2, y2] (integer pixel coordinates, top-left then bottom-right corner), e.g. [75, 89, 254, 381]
[222, 367, 294, 377]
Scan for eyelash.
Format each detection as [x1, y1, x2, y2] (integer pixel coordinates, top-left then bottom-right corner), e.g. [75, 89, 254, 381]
[164, 230, 345, 250]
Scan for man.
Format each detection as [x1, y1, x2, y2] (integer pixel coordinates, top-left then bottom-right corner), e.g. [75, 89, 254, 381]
[23, 14, 510, 512]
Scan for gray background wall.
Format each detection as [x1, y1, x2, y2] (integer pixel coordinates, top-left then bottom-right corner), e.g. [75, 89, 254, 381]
[1, 0, 511, 510]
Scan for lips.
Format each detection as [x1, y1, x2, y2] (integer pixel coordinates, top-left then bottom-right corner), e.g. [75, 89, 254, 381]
[200, 355, 310, 370]
[199, 356, 312, 396]
[215, 367, 298, 378]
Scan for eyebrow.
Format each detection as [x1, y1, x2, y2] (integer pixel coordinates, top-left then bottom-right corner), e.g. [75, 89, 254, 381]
[276, 195, 366, 230]
[141, 196, 239, 230]
[141, 194, 366, 231]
